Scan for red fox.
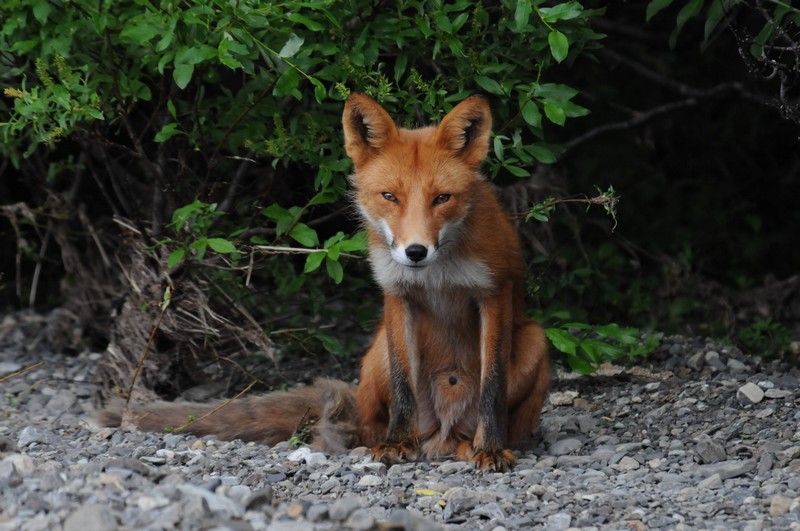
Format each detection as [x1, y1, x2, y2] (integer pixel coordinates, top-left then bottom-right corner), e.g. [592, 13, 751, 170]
[100, 94, 549, 472]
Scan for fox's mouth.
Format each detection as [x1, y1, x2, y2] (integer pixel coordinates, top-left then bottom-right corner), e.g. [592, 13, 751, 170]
[404, 263, 426, 269]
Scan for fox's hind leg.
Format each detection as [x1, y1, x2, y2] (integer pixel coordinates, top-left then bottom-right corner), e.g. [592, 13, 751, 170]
[507, 320, 550, 446]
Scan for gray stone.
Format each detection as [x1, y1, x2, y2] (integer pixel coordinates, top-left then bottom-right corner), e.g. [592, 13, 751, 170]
[727, 358, 748, 371]
[383, 509, 443, 531]
[329, 496, 362, 521]
[0, 453, 33, 477]
[345, 508, 376, 530]
[545, 512, 572, 531]
[471, 501, 506, 520]
[356, 474, 382, 487]
[45, 389, 77, 415]
[17, 426, 59, 447]
[695, 434, 726, 464]
[612, 456, 640, 471]
[306, 504, 329, 522]
[769, 495, 795, 517]
[549, 438, 582, 456]
[304, 452, 328, 467]
[175, 484, 243, 518]
[687, 351, 705, 370]
[351, 461, 386, 474]
[737, 383, 765, 404]
[443, 486, 497, 509]
[764, 389, 793, 399]
[705, 351, 727, 371]
[697, 473, 722, 489]
[63, 503, 117, 531]
[696, 459, 757, 480]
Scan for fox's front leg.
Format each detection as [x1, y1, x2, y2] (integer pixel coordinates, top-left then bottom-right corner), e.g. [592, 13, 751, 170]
[471, 283, 515, 472]
[372, 294, 419, 465]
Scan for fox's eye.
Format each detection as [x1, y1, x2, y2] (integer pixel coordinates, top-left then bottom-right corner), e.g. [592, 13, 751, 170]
[433, 194, 451, 206]
[382, 192, 398, 203]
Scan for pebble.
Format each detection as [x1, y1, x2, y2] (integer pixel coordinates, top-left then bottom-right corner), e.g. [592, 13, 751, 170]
[769, 495, 797, 517]
[329, 496, 362, 521]
[696, 459, 757, 480]
[764, 388, 793, 399]
[737, 382, 765, 404]
[63, 503, 117, 531]
[694, 434, 726, 464]
[545, 512, 572, 530]
[1, 330, 798, 530]
[17, 426, 59, 447]
[697, 473, 722, 489]
[549, 438, 582, 456]
[549, 390, 578, 406]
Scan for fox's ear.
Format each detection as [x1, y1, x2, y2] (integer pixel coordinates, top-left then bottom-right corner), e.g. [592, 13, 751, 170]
[435, 95, 492, 167]
[342, 93, 399, 168]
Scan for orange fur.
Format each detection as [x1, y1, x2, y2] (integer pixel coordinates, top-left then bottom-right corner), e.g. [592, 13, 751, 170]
[345, 94, 549, 471]
[98, 95, 549, 471]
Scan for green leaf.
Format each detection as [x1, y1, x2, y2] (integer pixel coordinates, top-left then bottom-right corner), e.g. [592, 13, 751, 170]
[394, 54, 408, 82]
[474, 76, 504, 96]
[286, 13, 324, 31]
[534, 83, 579, 101]
[316, 332, 344, 355]
[190, 237, 208, 260]
[261, 203, 292, 222]
[32, 0, 52, 24]
[703, 0, 727, 42]
[543, 102, 566, 125]
[505, 165, 530, 177]
[548, 30, 569, 63]
[540, 3, 584, 22]
[567, 354, 595, 374]
[325, 256, 344, 284]
[173, 63, 194, 90]
[207, 238, 237, 254]
[646, 0, 675, 21]
[120, 23, 160, 44]
[273, 68, 300, 97]
[304, 251, 326, 273]
[279, 33, 304, 58]
[167, 99, 177, 120]
[289, 223, 319, 247]
[154, 122, 183, 143]
[493, 135, 506, 161]
[670, 0, 704, 47]
[529, 144, 556, 164]
[338, 231, 368, 252]
[311, 77, 326, 103]
[520, 101, 542, 128]
[514, 0, 533, 32]
[175, 45, 216, 66]
[167, 248, 186, 268]
[546, 328, 579, 356]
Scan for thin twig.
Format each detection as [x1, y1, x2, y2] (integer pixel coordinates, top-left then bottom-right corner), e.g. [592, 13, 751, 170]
[251, 245, 362, 259]
[124, 287, 172, 407]
[29, 222, 52, 308]
[0, 361, 45, 384]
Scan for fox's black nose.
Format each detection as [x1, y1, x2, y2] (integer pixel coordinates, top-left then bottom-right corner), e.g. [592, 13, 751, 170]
[405, 244, 428, 263]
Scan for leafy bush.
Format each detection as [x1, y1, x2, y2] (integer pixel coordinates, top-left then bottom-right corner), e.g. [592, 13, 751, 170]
[4, 1, 642, 379]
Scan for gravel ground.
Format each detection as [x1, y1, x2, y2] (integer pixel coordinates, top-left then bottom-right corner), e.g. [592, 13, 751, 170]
[1, 313, 799, 530]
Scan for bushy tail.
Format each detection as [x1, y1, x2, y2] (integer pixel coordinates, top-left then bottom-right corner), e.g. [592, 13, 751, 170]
[98, 379, 359, 454]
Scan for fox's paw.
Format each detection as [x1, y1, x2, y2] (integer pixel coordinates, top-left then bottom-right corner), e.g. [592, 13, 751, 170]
[471, 448, 516, 472]
[371, 440, 419, 465]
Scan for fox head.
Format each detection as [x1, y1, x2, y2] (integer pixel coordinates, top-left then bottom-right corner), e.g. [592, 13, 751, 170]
[342, 93, 492, 288]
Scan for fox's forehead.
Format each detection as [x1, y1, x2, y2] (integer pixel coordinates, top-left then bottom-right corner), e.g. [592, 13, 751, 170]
[355, 127, 476, 194]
